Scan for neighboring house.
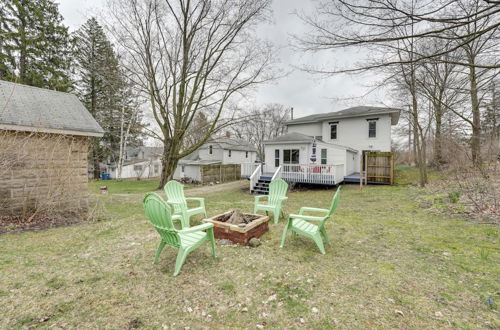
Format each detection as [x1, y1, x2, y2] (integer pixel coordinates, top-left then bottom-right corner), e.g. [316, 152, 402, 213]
[0, 81, 104, 215]
[173, 137, 258, 182]
[106, 146, 163, 179]
[252, 106, 400, 191]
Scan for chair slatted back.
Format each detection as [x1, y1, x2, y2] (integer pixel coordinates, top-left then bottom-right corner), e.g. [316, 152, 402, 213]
[164, 181, 187, 214]
[325, 186, 341, 220]
[269, 179, 288, 206]
[143, 192, 180, 248]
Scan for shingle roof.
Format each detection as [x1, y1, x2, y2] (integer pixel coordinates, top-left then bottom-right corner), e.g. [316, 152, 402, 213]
[0, 81, 104, 136]
[263, 132, 358, 152]
[287, 106, 400, 125]
[264, 132, 314, 143]
[205, 137, 257, 152]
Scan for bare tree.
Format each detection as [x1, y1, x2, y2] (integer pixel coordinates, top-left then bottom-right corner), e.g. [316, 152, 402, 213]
[231, 103, 290, 161]
[105, 0, 275, 188]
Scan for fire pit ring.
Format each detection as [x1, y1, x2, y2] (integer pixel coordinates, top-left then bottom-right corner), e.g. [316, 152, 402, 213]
[202, 210, 270, 245]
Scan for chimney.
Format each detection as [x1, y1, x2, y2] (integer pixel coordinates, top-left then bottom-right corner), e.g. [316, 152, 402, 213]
[290, 107, 294, 120]
[225, 131, 231, 138]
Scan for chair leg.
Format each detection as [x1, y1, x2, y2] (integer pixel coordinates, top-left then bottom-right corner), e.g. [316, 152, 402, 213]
[154, 241, 166, 264]
[253, 205, 258, 215]
[207, 228, 217, 259]
[280, 220, 291, 248]
[273, 208, 280, 224]
[320, 227, 331, 245]
[174, 248, 189, 276]
[312, 234, 326, 254]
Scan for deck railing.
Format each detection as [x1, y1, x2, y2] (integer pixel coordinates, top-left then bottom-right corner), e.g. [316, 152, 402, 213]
[249, 163, 262, 191]
[271, 165, 282, 180]
[241, 162, 260, 178]
[281, 163, 344, 185]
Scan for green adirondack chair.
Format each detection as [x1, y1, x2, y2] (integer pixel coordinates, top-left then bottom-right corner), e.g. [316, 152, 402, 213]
[164, 180, 207, 227]
[280, 186, 341, 254]
[253, 178, 289, 224]
[143, 192, 216, 276]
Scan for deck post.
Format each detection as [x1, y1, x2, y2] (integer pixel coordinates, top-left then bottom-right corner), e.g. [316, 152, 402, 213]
[360, 155, 363, 189]
[364, 153, 368, 185]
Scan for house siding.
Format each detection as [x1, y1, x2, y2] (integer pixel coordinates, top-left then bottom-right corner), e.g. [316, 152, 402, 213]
[287, 114, 392, 153]
[0, 131, 90, 215]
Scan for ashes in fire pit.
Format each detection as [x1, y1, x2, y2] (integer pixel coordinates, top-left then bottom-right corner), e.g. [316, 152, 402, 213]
[203, 209, 269, 245]
[213, 209, 260, 226]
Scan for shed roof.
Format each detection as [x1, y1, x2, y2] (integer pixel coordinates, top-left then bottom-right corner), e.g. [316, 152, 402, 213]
[264, 132, 357, 152]
[287, 106, 400, 125]
[0, 81, 104, 137]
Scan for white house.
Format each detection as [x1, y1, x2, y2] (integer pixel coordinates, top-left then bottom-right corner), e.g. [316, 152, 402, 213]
[173, 137, 258, 182]
[251, 106, 400, 191]
[106, 146, 163, 179]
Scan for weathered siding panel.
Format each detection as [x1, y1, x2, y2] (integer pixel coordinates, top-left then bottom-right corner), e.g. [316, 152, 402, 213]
[0, 131, 90, 216]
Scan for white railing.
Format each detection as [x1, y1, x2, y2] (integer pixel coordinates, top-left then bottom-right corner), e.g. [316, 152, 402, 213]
[241, 163, 260, 178]
[281, 163, 344, 185]
[271, 165, 282, 180]
[249, 164, 262, 191]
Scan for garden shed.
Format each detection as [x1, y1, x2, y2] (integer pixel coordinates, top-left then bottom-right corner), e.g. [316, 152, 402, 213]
[0, 81, 104, 217]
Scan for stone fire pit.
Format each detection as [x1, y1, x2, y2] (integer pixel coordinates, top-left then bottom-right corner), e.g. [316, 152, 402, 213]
[202, 209, 270, 245]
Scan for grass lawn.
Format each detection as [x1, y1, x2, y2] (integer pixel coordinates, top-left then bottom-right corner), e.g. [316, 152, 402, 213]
[1, 171, 499, 328]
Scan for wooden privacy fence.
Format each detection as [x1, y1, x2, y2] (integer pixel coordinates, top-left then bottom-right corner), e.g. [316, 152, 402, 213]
[200, 164, 241, 184]
[360, 152, 394, 185]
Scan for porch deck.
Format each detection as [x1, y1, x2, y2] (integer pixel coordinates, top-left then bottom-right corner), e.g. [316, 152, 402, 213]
[343, 172, 392, 185]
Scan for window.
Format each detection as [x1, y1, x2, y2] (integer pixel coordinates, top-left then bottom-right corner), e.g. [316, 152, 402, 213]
[283, 149, 300, 164]
[368, 121, 377, 138]
[154, 164, 159, 174]
[228, 150, 232, 157]
[330, 123, 338, 140]
[209, 145, 213, 154]
[181, 165, 185, 172]
[133, 165, 143, 171]
[274, 149, 280, 167]
[321, 149, 327, 165]
[245, 151, 248, 158]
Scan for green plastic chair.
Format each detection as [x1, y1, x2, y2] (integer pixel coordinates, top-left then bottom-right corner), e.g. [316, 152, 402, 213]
[280, 186, 341, 254]
[253, 178, 288, 224]
[143, 192, 216, 276]
[164, 180, 207, 227]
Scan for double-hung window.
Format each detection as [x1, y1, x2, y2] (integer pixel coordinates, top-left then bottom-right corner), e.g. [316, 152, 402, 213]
[321, 149, 327, 165]
[367, 119, 377, 138]
[329, 121, 338, 140]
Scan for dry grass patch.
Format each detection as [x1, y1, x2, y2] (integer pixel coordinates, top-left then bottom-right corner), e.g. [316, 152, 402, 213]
[0, 177, 498, 328]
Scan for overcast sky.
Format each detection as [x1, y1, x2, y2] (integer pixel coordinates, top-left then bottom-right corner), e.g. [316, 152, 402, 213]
[57, 0, 386, 119]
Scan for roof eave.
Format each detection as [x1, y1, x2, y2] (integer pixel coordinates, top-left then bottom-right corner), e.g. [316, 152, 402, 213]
[0, 123, 105, 137]
[287, 110, 401, 125]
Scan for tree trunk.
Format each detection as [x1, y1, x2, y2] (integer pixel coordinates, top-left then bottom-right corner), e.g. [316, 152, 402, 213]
[92, 141, 100, 179]
[433, 102, 443, 167]
[468, 54, 481, 166]
[158, 142, 178, 189]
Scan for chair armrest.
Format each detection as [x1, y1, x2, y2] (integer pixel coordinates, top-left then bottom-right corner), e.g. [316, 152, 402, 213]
[278, 196, 288, 201]
[166, 200, 184, 205]
[185, 197, 204, 202]
[299, 207, 329, 215]
[289, 213, 325, 222]
[254, 195, 268, 202]
[181, 222, 214, 234]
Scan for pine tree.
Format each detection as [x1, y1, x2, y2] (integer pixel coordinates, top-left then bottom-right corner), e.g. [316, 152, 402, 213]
[0, 0, 72, 91]
[73, 17, 143, 178]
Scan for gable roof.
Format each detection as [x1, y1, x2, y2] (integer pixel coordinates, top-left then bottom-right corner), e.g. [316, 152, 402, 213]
[0, 81, 104, 137]
[287, 106, 400, 125]
[204, 137, 257, 152]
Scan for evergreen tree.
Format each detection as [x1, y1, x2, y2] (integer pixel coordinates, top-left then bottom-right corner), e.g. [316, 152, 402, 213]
[73, 17, 143, 178]
[0, 0, 72, 91]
